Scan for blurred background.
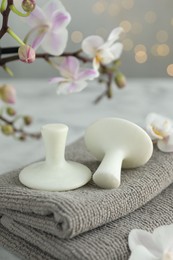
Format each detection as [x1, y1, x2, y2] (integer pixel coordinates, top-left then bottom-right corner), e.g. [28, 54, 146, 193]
[1, 0, 173, 78]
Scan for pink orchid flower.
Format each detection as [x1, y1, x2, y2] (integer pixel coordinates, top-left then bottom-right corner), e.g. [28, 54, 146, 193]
[82, 27, 123, 70]
[49, 56, 99, 94]
[25, 0, 71, 55]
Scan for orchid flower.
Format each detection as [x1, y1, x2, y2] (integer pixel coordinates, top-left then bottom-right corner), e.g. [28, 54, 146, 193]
[49, 56, 99, 94]
[128, 224, 173, 260]
[24, 0, 71, 55]
[82, 27, 123, 70]
[146, 113, 173, 152]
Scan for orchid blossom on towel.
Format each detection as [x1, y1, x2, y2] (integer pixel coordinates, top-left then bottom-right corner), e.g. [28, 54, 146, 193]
[146, 113, 173, 152]
[128, 224, 173, 260]
[82, 27, 123, 70]
[24, 0, 71, 55]
[49, 56, 99, 94]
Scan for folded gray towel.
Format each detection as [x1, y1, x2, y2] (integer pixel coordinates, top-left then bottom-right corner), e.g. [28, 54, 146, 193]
[0, 138, 173, 259]
[1, 182, 173, 260]
[0, 138, 173, 240]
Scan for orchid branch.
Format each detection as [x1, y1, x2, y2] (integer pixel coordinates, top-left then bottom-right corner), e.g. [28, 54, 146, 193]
[0, 47, 124, 101]
[0, 112, 41, 140]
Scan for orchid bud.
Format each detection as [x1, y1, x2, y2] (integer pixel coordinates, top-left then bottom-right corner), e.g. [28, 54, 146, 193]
[1, 125, 14, 135]
[0, 84, 16, 104]
[23, 116, 32, 125]
[114, 73, 126, 89]
[22, 0, 36, 12]
[19, 134, 27, 141]
[18, 45, 35, 64]
[6, 107, 16, 116]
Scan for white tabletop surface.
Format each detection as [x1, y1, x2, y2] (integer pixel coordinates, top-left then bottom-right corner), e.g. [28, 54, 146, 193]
[0, 78, 173, 259]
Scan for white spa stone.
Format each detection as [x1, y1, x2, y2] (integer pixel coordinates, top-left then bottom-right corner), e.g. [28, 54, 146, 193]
[84, 117, 153, 189]
[19, 124, 91, 191]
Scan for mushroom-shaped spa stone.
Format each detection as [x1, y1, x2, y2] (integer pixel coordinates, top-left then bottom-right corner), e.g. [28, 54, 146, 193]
[84, 118, 153, 189]
[19, 124, 91, 191]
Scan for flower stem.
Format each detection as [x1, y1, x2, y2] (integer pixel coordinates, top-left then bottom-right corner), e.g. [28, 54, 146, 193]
[0, 0, 7, 12]
[9, 4, 30, 17]
[2, 65, 14, 76]
[7, 28, 25, 46]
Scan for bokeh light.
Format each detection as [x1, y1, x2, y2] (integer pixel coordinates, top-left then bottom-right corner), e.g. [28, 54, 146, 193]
[134, 45, 147, 53]
[92, 1, 106, 14]
[156, 31, 168, 43]
[151, 44, 170, 56]
[167, 64, 173, 76]
[121, 0, 134, 10]
[157, 44, 170, 56]
[71, 31, 83, 43]
[120, 20, 132, 33]
[171, 18, 173, 26]
[145, 11, 157, 23]
[135, 51, 148, 63]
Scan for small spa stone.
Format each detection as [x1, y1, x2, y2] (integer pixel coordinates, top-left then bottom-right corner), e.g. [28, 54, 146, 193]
[85, 117, 153, 189]
[19, 124, 92, 191]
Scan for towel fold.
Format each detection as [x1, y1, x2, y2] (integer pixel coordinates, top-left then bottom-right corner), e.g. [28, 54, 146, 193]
[1, 182, 173, 260]
[0, 138, 173, 259]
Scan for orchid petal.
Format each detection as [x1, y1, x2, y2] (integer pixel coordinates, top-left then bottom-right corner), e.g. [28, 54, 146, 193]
[107, 27, 123, 44]
[28, 27, 47, 50]
[82, 36, 104, 57]
[56, 81, 87, 95]
[27, 5, 47, 27]
[157, 132, 173, 152]
[109, 43, 123, 61]
[146, 113, 172, 140]
[99, 49, 115, 65]
[49, 77, 65, 84]
[129, 229, 161, 256]
[153, 225, 173, 251]
[146, 125, 162, 140]
[100, 27, 123, 50]
[43, 0, 66, 17]
[146, 113, 172, 133]
[129, 246, 158, 260]
[41, 30, 68, 56]
[78, 69, 99, 81]
[93, 57, 100, 70]
[51, 11, 71, 32]
[59, 57, 80, 79]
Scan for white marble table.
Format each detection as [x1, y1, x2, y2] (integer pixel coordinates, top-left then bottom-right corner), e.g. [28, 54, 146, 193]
[0, 78, 173, 259]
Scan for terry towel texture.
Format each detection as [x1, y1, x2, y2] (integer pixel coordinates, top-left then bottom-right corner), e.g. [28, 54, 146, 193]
[0, 138, 173, 259]
[1, 183, 173, 260]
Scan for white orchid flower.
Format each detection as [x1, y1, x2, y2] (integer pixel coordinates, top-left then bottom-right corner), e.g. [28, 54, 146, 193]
[146, 113, 173, 152]
[82, 27, 123, 70]
[49, 56, 99, 94]
[128, 224, 173, 260]
[25, 0, 71, 55]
